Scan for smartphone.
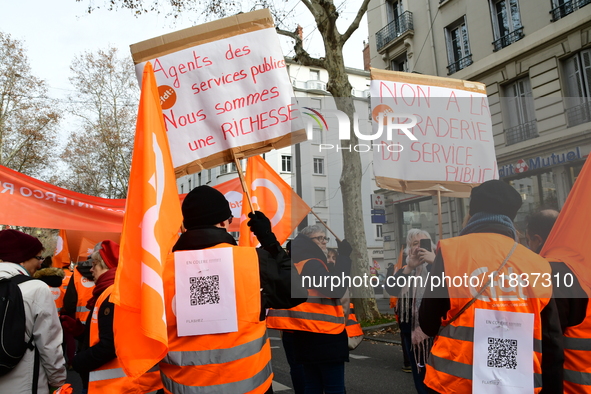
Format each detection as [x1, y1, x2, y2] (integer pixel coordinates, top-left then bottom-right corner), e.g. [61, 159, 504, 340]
[419, 238, 432, 251]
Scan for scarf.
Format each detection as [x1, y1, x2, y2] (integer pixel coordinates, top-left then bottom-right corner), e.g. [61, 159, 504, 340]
[86, 268, 116, 310]
[460, 212, 517, 239]
[398, 257, 433, 368]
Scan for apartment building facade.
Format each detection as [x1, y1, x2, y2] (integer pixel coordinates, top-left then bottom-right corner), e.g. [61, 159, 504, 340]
[367, 0, 591, 261]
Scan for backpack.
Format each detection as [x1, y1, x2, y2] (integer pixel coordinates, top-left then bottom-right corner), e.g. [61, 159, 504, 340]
[0, 275, 35, 376]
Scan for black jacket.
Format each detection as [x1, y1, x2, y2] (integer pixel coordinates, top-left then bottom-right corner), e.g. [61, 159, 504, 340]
[173, 226, 307, 320]
[290, 233, 352, 364]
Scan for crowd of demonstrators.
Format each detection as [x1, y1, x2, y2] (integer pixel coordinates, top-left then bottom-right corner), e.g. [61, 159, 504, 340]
[267, 224, 352, 394]
[385, 229, 435, 394]
[160, 185, 307, 394]
[419, 180, 563, 393]
[0, 229, 67, 393]
[70, 240, 163, 393]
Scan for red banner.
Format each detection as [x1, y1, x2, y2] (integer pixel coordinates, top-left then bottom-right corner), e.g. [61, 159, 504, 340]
[0, 165, 242, 233]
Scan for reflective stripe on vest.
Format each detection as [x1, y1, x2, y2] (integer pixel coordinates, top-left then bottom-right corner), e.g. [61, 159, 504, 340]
[345, 303, 363, 337]
[162, 360, 272, 394]
[565, 369, 591, 386]
[437, 324, 542, 353]
[163, 332, 267, 366]
[267, 258, 345, 334]
[89, 367, 127, 382]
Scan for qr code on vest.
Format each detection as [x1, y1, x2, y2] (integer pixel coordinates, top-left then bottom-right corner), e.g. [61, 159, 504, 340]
[487, 337, 517, 369]
[189, 275, 220, 305]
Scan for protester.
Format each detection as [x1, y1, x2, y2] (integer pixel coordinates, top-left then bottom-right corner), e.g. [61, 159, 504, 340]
[267, 224, 352, 394]
[327, 248, 338, 270]
[527, 209, 590, 392]
[159, 185, 306, 393]
[61, 257, 95, 326]
[70, 240, 162, 393]
[384, 229, 434, 394]
[419, 180, 563, 393]
[0, 229, 67, 393]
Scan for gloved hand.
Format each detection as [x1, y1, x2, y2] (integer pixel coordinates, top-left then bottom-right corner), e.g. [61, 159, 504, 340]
[247, 211, 277, 247]
[60, 315, 85, 337]
[337, 239, 353, 257]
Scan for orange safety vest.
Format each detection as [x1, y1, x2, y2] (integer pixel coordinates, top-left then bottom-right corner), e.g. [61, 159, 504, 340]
[424, 234, 551, 394]
[53, 268, 73, 311]
[345, 303, 363, 338]
[266, 258, 345, 334]
[160, 244, 273, 394]
[72, 268, 95, 324]
[89, 285, 162, 393]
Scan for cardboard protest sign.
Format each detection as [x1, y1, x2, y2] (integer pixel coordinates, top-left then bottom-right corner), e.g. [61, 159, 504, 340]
[370, 69, 498, 197]
[130, 9, 306, 177]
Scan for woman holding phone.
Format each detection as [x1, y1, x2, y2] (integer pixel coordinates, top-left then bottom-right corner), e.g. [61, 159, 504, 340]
[385, 229, 435, 394]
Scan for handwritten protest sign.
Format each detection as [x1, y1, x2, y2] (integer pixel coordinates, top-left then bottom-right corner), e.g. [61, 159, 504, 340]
[130, 9, 306, 177]
[370, 69, 498, 197]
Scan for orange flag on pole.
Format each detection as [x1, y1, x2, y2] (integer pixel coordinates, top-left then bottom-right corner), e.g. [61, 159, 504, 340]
[238, 155, 310, 246]
[77, 237, 98, 262]
[541, 156, 591, 290]
[111, 62, 182, 378]
[53, 229, 71, 268]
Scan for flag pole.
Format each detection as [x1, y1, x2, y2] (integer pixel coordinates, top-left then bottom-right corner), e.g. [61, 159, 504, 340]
[310, 208, 342, 243]
[232, 153, 255, 213]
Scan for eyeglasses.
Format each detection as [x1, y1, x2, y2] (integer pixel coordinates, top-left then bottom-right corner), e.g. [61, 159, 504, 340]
[35, 256, 44, 261]
[311, 236, 330, 243]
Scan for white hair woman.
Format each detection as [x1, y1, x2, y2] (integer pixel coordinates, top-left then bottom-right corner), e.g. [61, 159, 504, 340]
[385, 228, 435, 394]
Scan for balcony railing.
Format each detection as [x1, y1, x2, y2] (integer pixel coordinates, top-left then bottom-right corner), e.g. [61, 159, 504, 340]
[505, 120, 538, 146]
[447, 54, 473, 75]
[492, 27, 524, 51]
[566, 100, 591, 127]
[306, 80, 327, 91]
[551, 0, 591, 21]
[376, 11, 413, 51]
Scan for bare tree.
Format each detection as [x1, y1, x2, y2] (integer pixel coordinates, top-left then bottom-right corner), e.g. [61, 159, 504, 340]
[60, 47, 138, 198]
[74, 0, 379, 319]
[0, 32, 60, 178]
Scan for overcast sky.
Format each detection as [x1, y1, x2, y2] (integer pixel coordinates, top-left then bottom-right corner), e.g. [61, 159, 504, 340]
[1, 0, 368, 101]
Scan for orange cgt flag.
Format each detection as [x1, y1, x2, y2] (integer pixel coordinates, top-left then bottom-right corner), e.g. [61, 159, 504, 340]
[541, 156, 591, 291]
[239, 155, 310, 246]
[77, 237, 98, 262]
[53, 229, 71, 268]
[111, 62, 183, 378]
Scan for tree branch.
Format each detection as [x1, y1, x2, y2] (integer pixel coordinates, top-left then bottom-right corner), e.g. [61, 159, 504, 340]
[276, 28, 326, 69]
[341, 0, 371, 44]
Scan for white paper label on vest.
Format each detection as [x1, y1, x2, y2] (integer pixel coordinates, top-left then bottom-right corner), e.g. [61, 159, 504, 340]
[174, 248, 238, 336]
[472, 308, 534, 394]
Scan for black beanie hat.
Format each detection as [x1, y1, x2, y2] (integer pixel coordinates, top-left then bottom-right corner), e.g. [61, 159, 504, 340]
[469, 180, 523, 220]
[182, 185, 232, 229]
[0, 229, 43, 264]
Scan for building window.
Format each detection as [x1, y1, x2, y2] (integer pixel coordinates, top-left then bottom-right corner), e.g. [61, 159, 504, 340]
[445, 16, 473, 75]
[315, 188, 327, 207]
[563, 48, 591, 127]
[313, 158, 325, 175]
[551, 0, 591, 22]
[230, 162, 237, 172]
[312, 127, 323, 144]
[188, 179, 192, 190]
[398, 198, 437, 244]
[309, 70, 320, 80]
[281, 155, 292, 172]
[376, 1, 413, 51]
[197, 173, 202, 186]
[180, 184, 184, 194]
[207, 169, 211, 182]
[376, 224, 383, 239]
[502, 77, 538, 145]
[490, 0, 524, 51]
[220, 164, 228, 174]
[390, 53, 408, 72]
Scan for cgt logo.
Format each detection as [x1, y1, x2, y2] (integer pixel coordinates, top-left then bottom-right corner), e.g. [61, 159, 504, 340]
[298, 104, 418, 152]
